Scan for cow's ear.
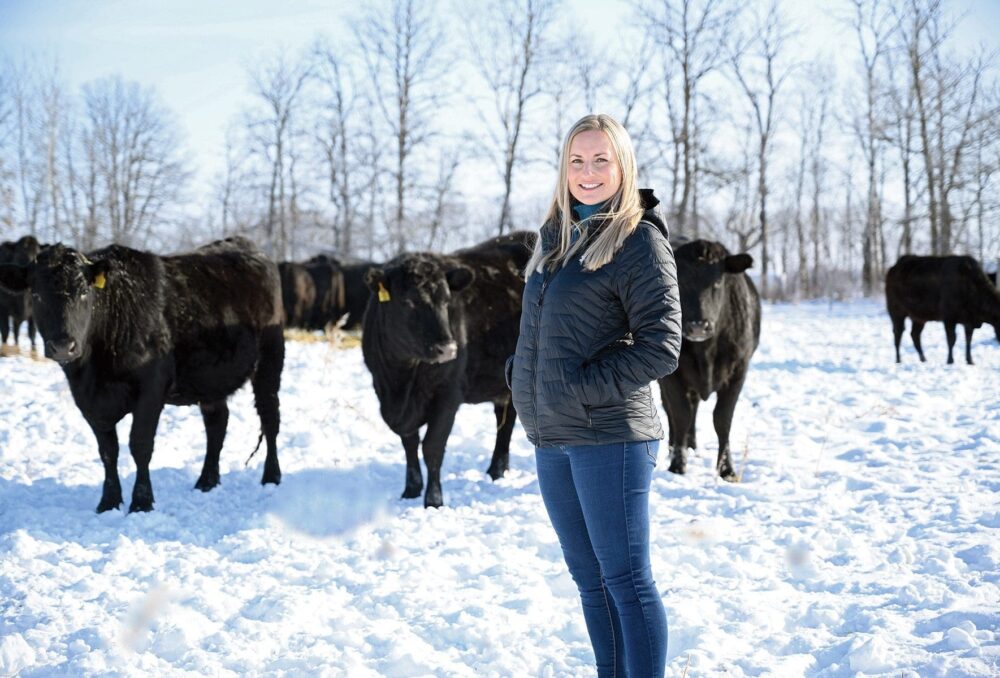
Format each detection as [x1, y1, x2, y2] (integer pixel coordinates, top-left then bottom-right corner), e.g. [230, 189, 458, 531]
[446, 266, 474, 293]
[85, 260, 110, 289]
[0, 264, 32, 293]
[364, 267, 385, 293]
[724, 254, 753, 273]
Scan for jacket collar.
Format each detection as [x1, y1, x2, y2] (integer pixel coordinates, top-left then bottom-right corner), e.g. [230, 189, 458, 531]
[540, 188, 666, 252]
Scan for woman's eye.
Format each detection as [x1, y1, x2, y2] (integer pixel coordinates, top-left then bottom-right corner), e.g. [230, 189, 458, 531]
[596, 158, 607, 164]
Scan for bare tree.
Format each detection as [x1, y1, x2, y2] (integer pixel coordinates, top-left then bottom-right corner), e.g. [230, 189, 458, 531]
[78, 76, 189, 247]
[848, 0, 897, 295]
[354, 0, 452, 254]
[721, 115, 762, 254]
[885, 40, 920, 257]
[466, 0, 558, 234]
[636, 0, 742, 234]
[806, 69, 832, 296]
[0, 60, 18, 233]
[730, 1, 793, 299]
[312, 39, 366, 255]
[245, 51, 311, 259]
[897, 0, 992, 256]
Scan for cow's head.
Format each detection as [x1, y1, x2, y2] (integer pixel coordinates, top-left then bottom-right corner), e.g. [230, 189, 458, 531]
[674, 240, 752, 343]
[364, 254, 474, 364]
[0, 244, 109, 362]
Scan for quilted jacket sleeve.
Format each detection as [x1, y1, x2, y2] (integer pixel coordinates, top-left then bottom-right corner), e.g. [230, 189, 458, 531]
[572, 226, 682, 406]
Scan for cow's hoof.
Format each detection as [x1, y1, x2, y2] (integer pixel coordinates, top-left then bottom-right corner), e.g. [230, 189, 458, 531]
[401, 484, 423, 500]
[718, 468, 739, 482]
[424, 488, 443, 509]
[261, 462, 281, 486]
[128, 500, 154, 513]
[128, 487, 154, 513]
[668, 460, 686, 475]
[194, 473, 220, 492]
[486, 463, 507, 481]
[96, 497, 122, 513]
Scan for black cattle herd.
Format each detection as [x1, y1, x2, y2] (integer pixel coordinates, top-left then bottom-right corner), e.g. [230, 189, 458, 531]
[0, 231, 997, 512]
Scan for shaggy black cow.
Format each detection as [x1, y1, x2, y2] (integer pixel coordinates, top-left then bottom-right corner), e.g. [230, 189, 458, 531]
[658, 240, 760, 481]
[304, 255, 346, 330]
[886, 254, 1000, 364]
[362, 232, 534, 508]
[0, 237, 284, 512]
[0, 236, 40, 352]
[278, 261, 317, 329]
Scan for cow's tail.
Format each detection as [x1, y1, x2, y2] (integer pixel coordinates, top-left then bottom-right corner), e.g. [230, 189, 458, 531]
[244, 430, 265, 467]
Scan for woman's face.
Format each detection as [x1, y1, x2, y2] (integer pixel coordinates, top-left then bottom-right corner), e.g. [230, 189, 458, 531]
[567, 129, 621, 206]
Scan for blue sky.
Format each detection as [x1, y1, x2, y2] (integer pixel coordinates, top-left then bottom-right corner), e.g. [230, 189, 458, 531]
[2, 0, 998, 206]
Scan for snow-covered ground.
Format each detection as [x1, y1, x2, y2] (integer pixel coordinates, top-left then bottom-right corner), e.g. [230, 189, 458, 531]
[1, 299, 998, 677]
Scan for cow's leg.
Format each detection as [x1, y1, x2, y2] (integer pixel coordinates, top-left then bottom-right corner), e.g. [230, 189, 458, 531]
[195, 399, 228, 491]
[91, 424, 123, 512]
[27, 314, 36, 351]
[9, 310, 21, 347]
[421, 399, 460, 508]
[401, 432, 423, 499]
[660, 380, 680, 450]
[944, 321, 957, 365]
[685, 391, 700, 450]
[963, 324, 975, 365]
[486, 397, 516, 481]
[891, 314, 905, 363]
[712, 376, 746, 482]
[128, 400, 165, 513]
[661, 382, 694, 475]
[0, 313, 9, 355]
[252, 325, 283, 486]
[910, 320, 927, 362]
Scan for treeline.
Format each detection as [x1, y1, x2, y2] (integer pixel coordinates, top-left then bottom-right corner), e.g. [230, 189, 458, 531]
[0, 0, 997, 299]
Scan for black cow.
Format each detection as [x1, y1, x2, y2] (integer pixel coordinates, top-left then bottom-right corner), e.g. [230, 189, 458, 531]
[0, 237, 284, 512]
[340, 260, 378, 331]
[304, 255, 347, 330]
[362, 232, 533, 508]
[0, 236, 41, 352]
[886, 254, 1000, 364]
[278, 261, 317, 329]
[658, 240, 760, 481]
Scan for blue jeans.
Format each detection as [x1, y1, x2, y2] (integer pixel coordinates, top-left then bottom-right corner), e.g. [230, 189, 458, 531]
[535, 440, 668, 678]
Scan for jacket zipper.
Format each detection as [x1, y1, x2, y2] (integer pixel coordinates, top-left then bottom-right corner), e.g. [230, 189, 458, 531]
[531, 271, 551, 443]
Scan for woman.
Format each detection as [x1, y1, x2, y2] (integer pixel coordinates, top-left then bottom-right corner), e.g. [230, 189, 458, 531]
[507, 114, 681, 677]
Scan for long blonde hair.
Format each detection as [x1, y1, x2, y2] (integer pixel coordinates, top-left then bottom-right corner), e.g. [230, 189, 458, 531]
[525, 114, 645, 275]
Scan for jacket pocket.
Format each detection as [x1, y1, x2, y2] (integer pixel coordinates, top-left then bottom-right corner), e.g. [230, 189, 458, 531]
[585, 388, 651, 430]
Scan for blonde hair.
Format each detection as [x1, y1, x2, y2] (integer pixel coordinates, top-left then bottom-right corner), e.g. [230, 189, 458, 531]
[525, 113, 645, 275]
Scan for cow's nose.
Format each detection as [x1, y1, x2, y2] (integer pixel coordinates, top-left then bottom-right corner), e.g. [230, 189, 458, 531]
[428, 341, 458, 363]
[45, 338, 78, 362]
[683, 320, 714, 342]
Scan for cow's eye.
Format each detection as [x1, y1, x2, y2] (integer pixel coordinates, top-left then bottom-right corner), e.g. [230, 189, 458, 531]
[79, 291, 88, 300]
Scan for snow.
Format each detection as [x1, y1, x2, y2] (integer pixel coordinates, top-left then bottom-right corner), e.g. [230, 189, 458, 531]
[1, 299, 998, 677]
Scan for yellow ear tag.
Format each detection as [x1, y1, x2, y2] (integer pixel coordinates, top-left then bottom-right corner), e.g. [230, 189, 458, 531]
[93, 272, 106, 290]
[377, 282, 391, 302]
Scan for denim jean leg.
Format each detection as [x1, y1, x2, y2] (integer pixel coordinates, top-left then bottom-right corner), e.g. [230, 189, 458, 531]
[568, 440, 668, 678]
[535, 446, 626, 678]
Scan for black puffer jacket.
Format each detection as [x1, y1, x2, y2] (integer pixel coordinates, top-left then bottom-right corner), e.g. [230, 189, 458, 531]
[507, 189, 681, 447]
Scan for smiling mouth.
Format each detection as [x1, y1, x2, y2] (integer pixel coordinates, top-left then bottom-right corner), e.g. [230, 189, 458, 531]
[579, 183, 602, 190]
